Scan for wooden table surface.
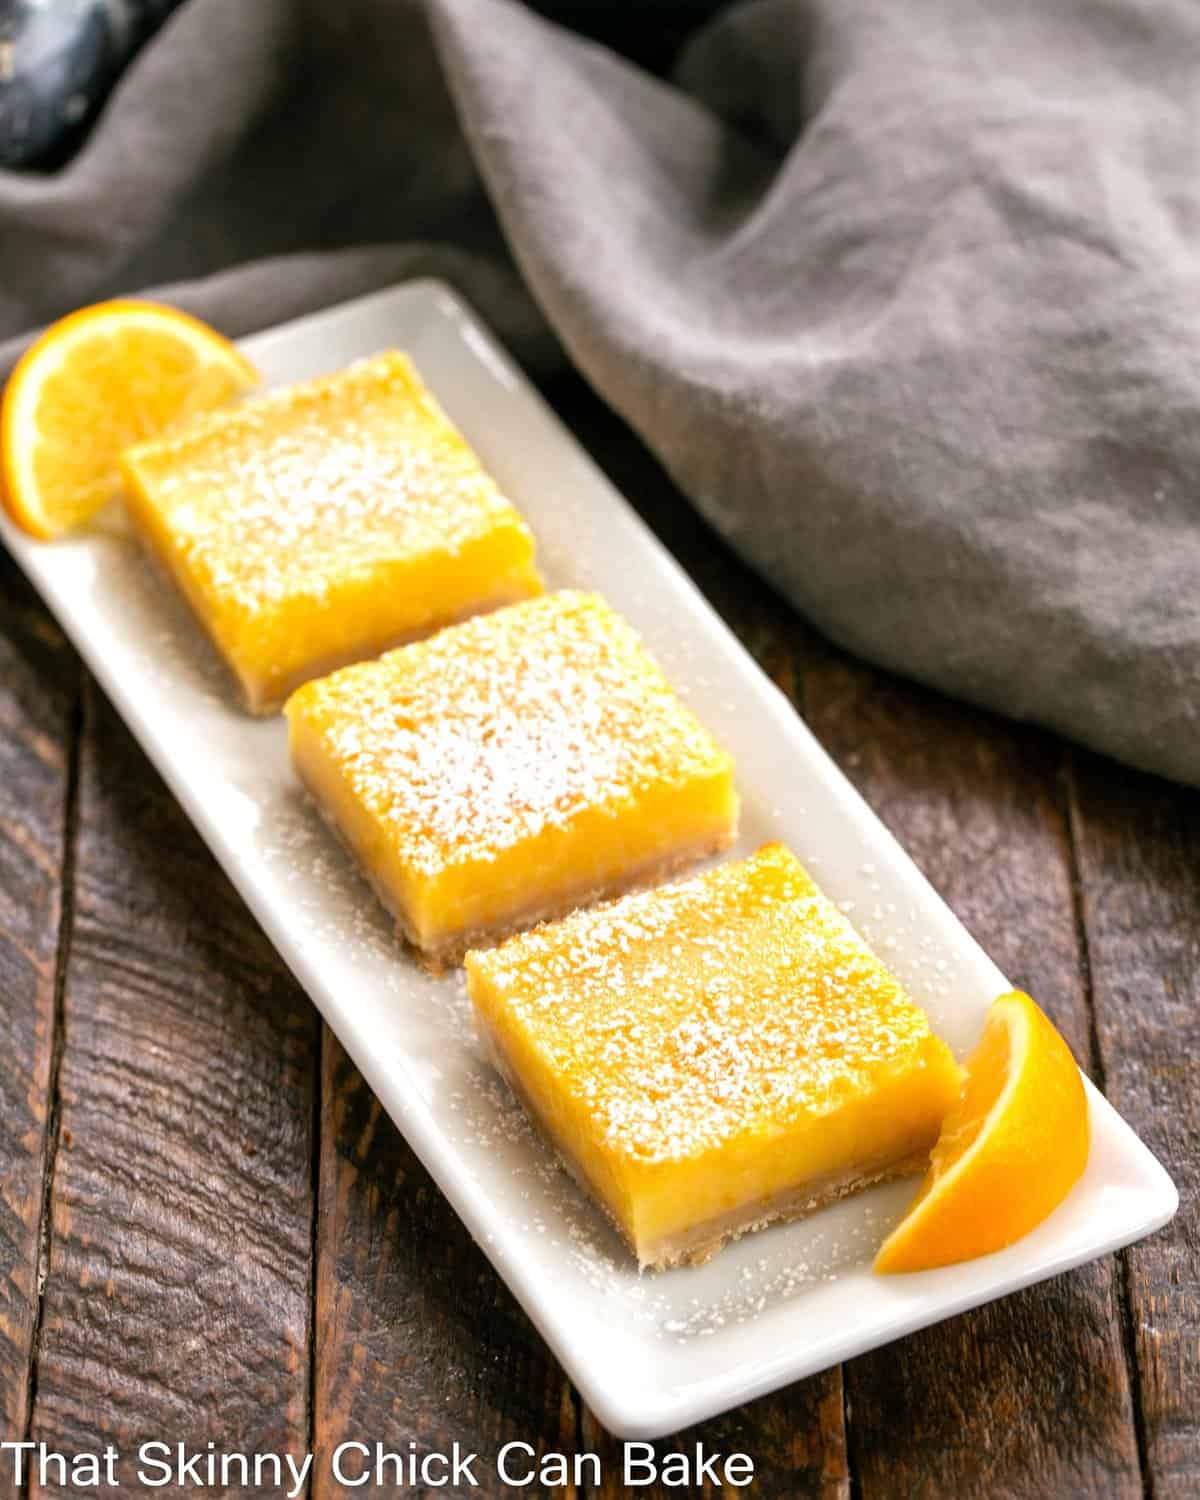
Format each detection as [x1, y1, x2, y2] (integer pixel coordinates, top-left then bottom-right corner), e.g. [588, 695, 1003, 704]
[0, 373, 1195, 1500]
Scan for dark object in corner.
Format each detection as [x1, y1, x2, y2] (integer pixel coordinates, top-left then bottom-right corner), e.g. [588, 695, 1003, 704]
[0, 0, 183, 169]
[525, 0, 729, 75]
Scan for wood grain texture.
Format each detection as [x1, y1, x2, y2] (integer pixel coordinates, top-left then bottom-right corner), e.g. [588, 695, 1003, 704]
[0, 556, 77, 1471]
[803, 658, 1144, 1500]
[26, 684, 318, 1497]
[579, 1377, 849, 1500]
[1069, 756, 1200, 1500]
[312, 1030, 577, 1500]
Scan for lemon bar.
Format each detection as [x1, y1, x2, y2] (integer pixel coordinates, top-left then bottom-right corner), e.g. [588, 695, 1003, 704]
[121, 351, 542, 712]
[285, 590, 738, 969]
[466, 843, 961, 1269]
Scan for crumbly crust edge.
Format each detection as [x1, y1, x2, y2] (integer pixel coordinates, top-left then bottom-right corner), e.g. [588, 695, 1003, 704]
[294, 757, 735, 973]
[474, 1013, 929, 1271]
[127, 512, 539, 716]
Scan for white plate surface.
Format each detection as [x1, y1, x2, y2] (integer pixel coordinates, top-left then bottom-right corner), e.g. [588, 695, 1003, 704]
[1, 282, 1177, 1439]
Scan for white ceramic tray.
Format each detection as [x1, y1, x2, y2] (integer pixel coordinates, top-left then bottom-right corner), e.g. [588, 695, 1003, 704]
[1, 282, 1176, 1439]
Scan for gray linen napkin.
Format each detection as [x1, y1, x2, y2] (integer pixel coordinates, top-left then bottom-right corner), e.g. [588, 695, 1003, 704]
[2, 0, 1197, 785]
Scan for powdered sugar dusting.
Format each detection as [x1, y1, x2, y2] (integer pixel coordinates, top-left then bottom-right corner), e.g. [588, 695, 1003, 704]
[287, 590, 735, 877]
[469, 844, 956, 1170]
[123, 349, 537, 616]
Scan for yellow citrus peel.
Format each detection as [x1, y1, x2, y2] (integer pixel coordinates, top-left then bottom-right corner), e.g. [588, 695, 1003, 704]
[1, 299, 256, 539]
[875, 989, 1089, 1273]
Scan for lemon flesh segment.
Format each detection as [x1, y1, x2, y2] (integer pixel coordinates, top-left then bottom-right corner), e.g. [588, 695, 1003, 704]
[874, 989, 1090, 1274]
[1, 300, 256, 539]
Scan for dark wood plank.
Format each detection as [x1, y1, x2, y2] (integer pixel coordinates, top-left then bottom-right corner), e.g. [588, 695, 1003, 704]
[580, 1378, 849, 1500]
[0, 556, 77, 1473]
[803, 659, 1143, 1500]
[312, 1030, 578, 1500]
[1069, 755, 1200, 1500]
[27, 683, 318, 1496]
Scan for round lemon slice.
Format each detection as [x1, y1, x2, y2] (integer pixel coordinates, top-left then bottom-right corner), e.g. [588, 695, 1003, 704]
[1, 299, 257, 539]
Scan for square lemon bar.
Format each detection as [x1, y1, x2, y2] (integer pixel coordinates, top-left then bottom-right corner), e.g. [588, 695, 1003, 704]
[285, 590, 738, 968]
[466, 843, 961, 1268]
[121, 351, 542, 712]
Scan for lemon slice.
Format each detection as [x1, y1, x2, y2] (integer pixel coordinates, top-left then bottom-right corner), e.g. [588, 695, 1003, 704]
[1, 299, 257, 539]
[875, 990, 1090, 1273]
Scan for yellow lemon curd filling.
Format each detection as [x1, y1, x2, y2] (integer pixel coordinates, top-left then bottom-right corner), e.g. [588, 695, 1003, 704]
[466, 843, 961, 1268]
[120, 350, 542, 712]
[284, 591, 738, 967]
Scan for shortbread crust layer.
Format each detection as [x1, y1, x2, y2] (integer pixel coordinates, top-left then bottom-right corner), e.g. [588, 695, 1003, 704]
[477, 1009, 930, 1269]
[298, 747, 732, 972]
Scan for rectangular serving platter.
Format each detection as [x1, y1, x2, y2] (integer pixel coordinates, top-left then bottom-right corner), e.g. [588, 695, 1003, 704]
[0, 282, 1177, 1439]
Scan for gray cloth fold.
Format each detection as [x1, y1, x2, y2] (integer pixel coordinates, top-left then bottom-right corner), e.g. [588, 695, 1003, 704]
[2, 0, 1197, 784]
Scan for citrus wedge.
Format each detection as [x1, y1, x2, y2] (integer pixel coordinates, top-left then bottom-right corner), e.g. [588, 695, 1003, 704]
[1, 300, 257, 539]
[874, 989, 1089, 1273]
